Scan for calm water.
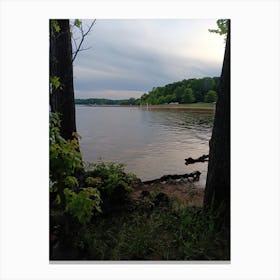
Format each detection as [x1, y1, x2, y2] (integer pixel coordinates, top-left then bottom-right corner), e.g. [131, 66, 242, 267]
[76, 106, 214, 187]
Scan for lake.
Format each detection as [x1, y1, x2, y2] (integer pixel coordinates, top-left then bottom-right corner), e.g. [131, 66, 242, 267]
[76, 105, 214, 188]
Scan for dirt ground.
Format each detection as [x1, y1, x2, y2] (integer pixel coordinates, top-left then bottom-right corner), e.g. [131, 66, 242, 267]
[131, 180, 204, 207]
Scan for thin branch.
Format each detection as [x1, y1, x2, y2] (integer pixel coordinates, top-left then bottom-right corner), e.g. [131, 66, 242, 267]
[72, 46, 92, 56]
[72, 19, 96, 63]
[72, 36, 78, 54]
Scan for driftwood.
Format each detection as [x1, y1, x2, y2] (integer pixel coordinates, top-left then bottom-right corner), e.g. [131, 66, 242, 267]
[185, 154, 209, 165]
[143, 171, 201, 185]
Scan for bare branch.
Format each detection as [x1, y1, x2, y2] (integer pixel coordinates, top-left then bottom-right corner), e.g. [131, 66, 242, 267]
[72, 36, 78, 54]
[71, 19, 96, 63]
[72, 46, 93, 58]
[77, 46, 92, 52]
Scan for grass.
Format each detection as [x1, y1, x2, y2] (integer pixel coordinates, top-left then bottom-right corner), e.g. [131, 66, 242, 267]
[53, 197, 230, 261]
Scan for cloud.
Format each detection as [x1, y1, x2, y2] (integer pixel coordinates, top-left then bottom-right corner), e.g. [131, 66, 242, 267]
[72, 19, 224, 99]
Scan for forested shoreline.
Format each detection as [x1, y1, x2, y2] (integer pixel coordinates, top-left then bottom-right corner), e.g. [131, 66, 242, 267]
[75, 76, 219, 106]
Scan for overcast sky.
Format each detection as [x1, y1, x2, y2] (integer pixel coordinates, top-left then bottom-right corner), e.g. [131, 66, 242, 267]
[72, 19, 225, 100]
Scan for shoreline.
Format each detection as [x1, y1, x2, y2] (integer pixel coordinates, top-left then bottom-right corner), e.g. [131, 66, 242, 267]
[76, 104, 215, 111]
[140, 104, 215, 111]
[132, 180, 204, 207]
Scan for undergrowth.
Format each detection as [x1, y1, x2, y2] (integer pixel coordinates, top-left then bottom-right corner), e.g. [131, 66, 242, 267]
[51, 199, 230, 260]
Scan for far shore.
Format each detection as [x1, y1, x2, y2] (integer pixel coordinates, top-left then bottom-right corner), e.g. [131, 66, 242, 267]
[140, 104, 215, 111]
[77, 103, 215, 111]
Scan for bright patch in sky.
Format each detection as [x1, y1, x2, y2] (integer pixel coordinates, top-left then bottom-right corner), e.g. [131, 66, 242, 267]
[73, 19, 225, 99]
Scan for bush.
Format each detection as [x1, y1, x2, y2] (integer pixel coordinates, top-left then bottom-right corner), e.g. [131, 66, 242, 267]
[64, 187, 102, 224]
[84, 162, 138, 213]
[50, 113, 102, 227]
[64, 176, 79, 188]
[49, 112, 83, 182]
[85, 176, 102, 187]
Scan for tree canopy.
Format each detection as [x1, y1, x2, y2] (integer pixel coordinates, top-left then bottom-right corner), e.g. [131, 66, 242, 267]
[136, 76, 219, 105]
[204, 90, 218, 103]
[208, 19, 228, 42]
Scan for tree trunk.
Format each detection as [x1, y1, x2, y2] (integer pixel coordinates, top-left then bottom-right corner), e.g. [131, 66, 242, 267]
[203, 20, 230, 228]
[49, 19, 77, 140]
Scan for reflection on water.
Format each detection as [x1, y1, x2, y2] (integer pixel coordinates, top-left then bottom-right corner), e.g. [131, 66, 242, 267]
[76, 106, 214, 187]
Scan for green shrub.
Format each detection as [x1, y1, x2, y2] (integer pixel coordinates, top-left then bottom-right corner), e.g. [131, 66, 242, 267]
[49, 113, 82, 182]
[85, 176, 102, 187]
[64, 176, 79, 188]
[64, 187, 102, 224]
[49, 112, 84, 214]
[85, 162, 138, 213]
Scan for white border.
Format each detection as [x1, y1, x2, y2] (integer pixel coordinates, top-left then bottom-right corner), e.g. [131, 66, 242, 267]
[0, 0, 279, 279]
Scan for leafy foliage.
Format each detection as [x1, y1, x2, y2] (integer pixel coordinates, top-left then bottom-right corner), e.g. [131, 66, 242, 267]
[64, 176, 79, 188]
[50, 113, 103, 227]
[208, 19, 228, 35]
[137, 76, 219, 105]
[64, 187, 101, 224]
[85, 162, 138, 213]
[208, 19, 229, 42]
[182, 88, 195, 103]
[204, 90, 218, 103]
[50, 76, 62, 90]
[75, 98, 134, 106]
[74, 19, 82, 28]
[49, 112, 82, 182]
[85, 176, 102, 187]
[50, 20, 61, 34]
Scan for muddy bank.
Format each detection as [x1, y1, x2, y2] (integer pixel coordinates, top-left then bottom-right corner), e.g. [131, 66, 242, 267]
[131, 180, 204, 207]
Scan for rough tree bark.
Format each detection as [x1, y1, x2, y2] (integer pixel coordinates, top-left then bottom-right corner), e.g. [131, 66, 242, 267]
[203, 20, 230, 228]
[49, 19, 77, 140]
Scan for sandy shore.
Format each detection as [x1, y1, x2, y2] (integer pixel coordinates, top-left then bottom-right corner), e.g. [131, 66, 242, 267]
[132, 180, 204, 207]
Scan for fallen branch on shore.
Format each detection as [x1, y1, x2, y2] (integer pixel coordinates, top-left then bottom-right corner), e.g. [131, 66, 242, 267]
[185, 154, 209, 165]
[143, 171, 201, 185]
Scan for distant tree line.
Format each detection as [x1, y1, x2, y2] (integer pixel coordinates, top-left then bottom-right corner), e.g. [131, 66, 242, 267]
[75, 98, 136, 105]
[136, 76, 219, 105]
[75, 77, 219, 106]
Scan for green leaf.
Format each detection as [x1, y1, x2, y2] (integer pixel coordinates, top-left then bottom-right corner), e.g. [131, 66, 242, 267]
[85, 176, 102, 187]
[64, 187, 102, 224]
[64, 176, 79, 188]
[51, 20, 61, 33]
[55, 194, 61, 205]
[208, 19, 228, 43]
[50, 76, 62, 90]
[74, 19, 82, 28]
